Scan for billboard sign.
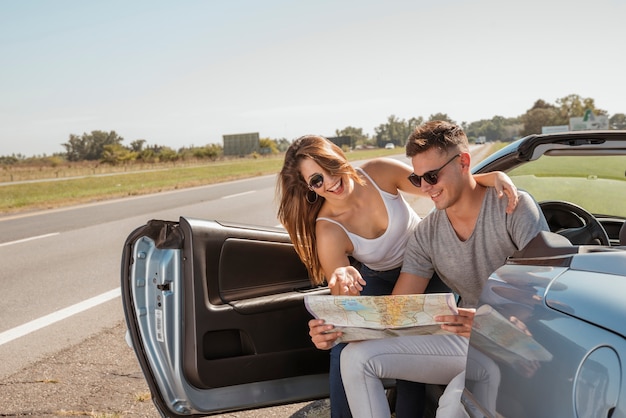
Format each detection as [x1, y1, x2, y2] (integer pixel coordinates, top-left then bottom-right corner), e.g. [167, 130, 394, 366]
[223, 132, 260, 156]
[570, 110, 609, 131]
[542, 125, 569, 134]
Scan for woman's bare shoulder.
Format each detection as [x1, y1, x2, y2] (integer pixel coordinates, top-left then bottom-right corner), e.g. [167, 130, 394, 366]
[361, 158, 412, 191]
[362, 157, 411, 174]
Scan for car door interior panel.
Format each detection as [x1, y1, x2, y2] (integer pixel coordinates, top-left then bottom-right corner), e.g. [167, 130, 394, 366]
[179, 217, 329, 387]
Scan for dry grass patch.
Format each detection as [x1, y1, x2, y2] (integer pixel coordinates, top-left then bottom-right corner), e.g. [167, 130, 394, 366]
[134, 391, 152, 402]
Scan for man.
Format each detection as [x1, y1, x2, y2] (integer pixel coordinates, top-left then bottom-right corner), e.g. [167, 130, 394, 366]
[314, 120, 548, 417]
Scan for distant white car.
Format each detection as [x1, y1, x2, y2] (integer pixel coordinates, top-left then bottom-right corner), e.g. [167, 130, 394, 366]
[385, 142, 395, 149]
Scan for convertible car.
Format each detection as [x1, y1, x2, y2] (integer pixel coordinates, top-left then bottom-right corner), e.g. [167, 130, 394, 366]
[121, 130, 626, 417]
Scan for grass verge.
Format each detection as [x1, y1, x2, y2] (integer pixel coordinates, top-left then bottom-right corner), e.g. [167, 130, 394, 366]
[0, 148, 404, 215]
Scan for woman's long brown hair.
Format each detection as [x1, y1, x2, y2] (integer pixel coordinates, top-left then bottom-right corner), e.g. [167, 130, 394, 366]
[276, 135, 363, 285]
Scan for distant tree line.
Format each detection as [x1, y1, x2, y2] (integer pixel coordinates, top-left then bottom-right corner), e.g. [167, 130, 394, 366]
[2, 93, 625, 166]
[60, 130, 224, 164]
[337, 94, 626, 149]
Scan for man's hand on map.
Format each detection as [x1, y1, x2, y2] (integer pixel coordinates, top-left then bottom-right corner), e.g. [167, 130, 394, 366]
[434, 308, 476, 338]
[308, 318, 342, 350]
[328, 266, 366, 295]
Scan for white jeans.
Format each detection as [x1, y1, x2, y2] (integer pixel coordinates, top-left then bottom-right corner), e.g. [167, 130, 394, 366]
[340, 334, 469, 418]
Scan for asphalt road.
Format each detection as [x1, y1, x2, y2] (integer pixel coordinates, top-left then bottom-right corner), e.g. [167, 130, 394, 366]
[0, 174, 281, 376]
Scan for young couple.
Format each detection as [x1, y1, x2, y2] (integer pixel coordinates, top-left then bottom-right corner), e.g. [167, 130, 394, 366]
[277, 121, 548, 417]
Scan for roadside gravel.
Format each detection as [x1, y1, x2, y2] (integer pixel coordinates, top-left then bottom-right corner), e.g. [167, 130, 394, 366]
[0, 321, 330, 418]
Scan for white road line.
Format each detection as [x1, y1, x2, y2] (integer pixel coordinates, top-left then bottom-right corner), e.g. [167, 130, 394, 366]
[0, 232, 60, 247]
[221, 191, 256, 199]
[0, 288, 121, 347]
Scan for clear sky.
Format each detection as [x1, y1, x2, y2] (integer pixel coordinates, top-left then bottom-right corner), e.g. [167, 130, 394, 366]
[2, 0, 625, 156]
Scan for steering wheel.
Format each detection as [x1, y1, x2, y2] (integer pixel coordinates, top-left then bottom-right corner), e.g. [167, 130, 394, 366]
[539, 200, 610, 246]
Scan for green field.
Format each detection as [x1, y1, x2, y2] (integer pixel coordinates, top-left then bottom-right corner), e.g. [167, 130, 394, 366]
[0, 148, 402, 215]
[507, 155, 626, 217]
[3, 145, 624, 218]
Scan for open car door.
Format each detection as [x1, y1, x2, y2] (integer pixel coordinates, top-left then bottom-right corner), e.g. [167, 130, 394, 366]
[121, 217, 330, 417]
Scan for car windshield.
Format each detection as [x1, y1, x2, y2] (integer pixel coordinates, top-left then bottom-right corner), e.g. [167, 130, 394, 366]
[507, 154, 626, 218]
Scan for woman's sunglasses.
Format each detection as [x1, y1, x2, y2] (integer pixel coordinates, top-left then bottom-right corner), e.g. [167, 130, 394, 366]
[308, 173, 324, 190]
[408, 154, 460, 187]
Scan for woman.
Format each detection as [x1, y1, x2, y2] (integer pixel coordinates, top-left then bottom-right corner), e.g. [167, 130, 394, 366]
[276, 135, 517, 418]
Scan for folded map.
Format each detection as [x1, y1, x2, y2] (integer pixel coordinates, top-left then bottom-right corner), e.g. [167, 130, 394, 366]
[304, 293, 458, 343]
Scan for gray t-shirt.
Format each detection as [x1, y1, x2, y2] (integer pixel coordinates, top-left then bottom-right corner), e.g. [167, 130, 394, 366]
[401, 188, 548, 308]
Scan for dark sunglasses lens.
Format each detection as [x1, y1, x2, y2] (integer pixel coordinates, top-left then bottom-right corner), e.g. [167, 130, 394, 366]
[408, 174, 421, 187]
[423, 172, 438, 185]
[408, 172, 438, 187]
[309, 174, 324, 189]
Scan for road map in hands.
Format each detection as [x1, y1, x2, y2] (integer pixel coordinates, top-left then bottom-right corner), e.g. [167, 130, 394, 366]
[305, 293, 458, 343]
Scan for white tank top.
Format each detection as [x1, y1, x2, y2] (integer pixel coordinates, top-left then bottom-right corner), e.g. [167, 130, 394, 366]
[316, 168, 421, 271]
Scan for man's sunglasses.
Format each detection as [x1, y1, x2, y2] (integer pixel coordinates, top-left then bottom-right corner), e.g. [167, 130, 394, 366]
[308, 173, 325, 189]
[408, 154, 460, 187]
